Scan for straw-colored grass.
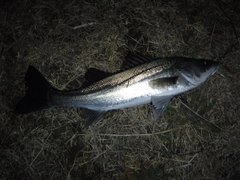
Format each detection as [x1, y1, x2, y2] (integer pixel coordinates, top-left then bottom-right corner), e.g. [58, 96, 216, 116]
[1, 0, 240, 179]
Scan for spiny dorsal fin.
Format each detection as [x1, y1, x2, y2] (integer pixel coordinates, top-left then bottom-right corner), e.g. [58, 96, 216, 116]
[82, 68, 113, 88]
[121, 52, 158, 70]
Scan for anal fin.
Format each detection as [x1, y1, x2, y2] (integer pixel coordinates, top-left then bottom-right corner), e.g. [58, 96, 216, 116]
[82, 108, 106, 126]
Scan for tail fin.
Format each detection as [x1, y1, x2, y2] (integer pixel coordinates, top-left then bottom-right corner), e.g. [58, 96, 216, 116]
[15, 66, 53, 114]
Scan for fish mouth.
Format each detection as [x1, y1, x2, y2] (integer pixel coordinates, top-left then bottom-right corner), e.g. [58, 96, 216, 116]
[211, 63, 219, 75]
[211, 69, 217, 75]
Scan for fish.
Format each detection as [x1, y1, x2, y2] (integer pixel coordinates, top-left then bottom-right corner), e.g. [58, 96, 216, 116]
[15, 52, 218, 126]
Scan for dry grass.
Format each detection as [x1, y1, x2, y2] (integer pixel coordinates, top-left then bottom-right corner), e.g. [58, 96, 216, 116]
[1, 0, 240, 179]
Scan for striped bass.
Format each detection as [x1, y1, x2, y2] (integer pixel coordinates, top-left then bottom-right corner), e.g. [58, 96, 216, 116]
[15, 52, 218, 126]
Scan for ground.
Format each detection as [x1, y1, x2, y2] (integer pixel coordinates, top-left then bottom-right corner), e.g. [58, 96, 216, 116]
[1, 0, 240, 179]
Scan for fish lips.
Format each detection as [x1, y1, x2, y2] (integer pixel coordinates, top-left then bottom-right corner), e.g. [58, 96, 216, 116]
[211, 61, 219, 75]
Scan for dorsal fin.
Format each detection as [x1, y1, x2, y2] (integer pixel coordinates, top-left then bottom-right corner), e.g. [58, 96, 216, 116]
[82, 68, 113, 88]
[121, 52, 158, 70]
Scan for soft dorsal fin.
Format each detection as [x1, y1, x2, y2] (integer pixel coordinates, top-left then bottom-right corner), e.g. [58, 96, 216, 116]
[121, 52, 158, 70]
[82, 68, 113, 88]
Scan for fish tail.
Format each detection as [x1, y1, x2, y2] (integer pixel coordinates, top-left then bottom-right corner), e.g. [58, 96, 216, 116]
[15, 66, 53, 114]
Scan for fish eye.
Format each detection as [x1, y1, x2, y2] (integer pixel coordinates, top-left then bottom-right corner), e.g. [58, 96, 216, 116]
[203, 61, 207, 65]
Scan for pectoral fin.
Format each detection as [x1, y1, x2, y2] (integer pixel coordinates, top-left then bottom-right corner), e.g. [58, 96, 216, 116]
[149, 77, 178, 89]
[151, 96, 173, 120]
[82, 108, 106, 126]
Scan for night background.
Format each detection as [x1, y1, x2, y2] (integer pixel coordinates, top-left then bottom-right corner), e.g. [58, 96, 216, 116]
[1, 0, 240, 179]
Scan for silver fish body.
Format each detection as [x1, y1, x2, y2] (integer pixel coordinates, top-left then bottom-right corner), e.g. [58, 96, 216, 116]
[15, 53, 218, 125]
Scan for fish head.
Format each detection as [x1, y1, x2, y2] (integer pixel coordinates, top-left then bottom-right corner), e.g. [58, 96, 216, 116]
[175, 58, 218, 86]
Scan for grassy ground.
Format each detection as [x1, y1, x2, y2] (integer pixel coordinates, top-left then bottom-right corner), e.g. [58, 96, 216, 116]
[1, 0, 240, 179]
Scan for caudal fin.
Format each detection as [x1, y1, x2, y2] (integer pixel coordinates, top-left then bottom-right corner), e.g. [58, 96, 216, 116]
[15, 66, 53, 114]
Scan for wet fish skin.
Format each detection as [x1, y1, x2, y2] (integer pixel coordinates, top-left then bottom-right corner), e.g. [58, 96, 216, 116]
[15, 53, 218, 126]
